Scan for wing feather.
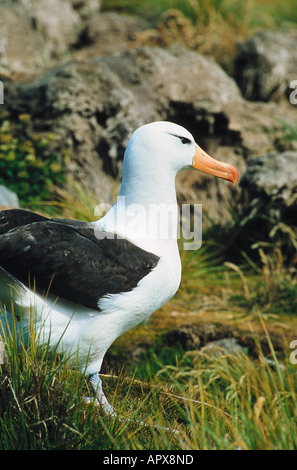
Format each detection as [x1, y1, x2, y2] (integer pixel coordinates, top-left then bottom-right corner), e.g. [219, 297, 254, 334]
[0, 210, 160, 310]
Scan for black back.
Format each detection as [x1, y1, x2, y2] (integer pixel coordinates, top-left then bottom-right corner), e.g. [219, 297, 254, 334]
[0, 209, 160, 310]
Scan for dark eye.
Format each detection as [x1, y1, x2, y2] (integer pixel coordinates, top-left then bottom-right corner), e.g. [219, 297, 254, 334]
[168, 132, 192, 144]
[179, 136, 191, 145]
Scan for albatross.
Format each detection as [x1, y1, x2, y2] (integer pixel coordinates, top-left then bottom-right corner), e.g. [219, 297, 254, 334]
[0, 121, 238, 416]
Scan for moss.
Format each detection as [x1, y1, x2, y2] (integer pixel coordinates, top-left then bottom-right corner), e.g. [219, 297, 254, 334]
[0, 112, 65, 208]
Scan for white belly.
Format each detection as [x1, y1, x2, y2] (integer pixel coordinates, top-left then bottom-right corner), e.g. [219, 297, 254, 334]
[1, 246, 181, 375]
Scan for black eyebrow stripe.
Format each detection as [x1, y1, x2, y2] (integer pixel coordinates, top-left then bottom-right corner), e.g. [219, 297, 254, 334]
[167, 133, 192, 142]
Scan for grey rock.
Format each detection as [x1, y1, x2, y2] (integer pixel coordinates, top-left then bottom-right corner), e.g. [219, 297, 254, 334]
[4, 45, 288, 225]
[0, 185, 20, 208]
[0, 0, 101, 78]
[230, 151, 297, 259]
[162, 322, 233, 351]
[234, 31, 297, 103]
[241, 151, 297, 204]
[73, 12, 149, 58]
[200, 337, 248, 357]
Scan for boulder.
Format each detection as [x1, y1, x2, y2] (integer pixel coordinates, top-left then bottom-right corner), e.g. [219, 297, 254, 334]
[234, 31, 297, 104]
[21, 0, 82, 60]
[0, 185, 20, 208]
[72, 12, 149, 58]
[241, 151, 297, 205]
[4, 45, 289, 225]
[229, 151, 297, 260]
[0, 1, 46, 77]
[200, 337, 248, 357]
[161, 322, 233, 351]
[0, 0, 101, 78]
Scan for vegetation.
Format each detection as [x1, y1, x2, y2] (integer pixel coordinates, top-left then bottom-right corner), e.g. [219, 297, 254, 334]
[0, 112, 65, 210]
[1, 221, 296, 449]
[0, 0, 296, 452]
[101, 0, 297, 27]
[101, 0, 297, 72]
[1, 287, 297, 449]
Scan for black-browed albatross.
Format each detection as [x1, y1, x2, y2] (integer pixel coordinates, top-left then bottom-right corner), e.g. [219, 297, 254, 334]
[0, 121, 238, 416]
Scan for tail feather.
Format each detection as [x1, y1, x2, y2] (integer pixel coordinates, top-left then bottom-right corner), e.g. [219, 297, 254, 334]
[0, 267, 32, 346]
[0, 267, 28, 319]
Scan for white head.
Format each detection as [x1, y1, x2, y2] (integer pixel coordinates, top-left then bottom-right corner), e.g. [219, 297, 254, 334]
[120, 121, 238, 194]
[98, 122, 238, 246]
[124, 121, 196, 175]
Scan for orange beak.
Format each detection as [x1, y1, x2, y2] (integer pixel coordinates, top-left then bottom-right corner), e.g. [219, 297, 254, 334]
[192, 144, 239, 184]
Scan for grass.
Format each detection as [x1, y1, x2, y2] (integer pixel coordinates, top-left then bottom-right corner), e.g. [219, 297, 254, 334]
[101, 0, 297, 72]
[102, 0, 297, 27]
[1, 236, 297, 449]
[1, 178, 296, 450]
[1, 309, 296, 449]
[1, 0, 296, 451]
[0, 163, 296, 449]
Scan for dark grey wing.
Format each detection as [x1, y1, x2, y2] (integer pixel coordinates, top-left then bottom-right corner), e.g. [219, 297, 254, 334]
[0, 219, 160, 310]
[0, 209, 92, 234]
[0, 209, 49, 234]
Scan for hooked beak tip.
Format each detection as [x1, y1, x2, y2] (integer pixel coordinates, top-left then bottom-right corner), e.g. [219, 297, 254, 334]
[192, 144, 239, 185]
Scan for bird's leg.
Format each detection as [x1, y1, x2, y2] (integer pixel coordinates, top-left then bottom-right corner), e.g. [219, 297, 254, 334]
[86, 372, 117, 417]
[86, 373, 179, 434]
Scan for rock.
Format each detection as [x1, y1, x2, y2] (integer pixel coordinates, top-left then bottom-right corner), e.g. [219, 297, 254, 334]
[72, 12, 149, 58]
[200, 337, 248, 357]
[228, 151, 297, 260]
[161, 322, 233, 351]
[22, 0, 82, 60]
[0, 185, 20, 208]
[234, 31, 297, 103]
[4, 45, 289, 225]
[70, 0, 102, 20]
[0, 0, 101, 78]
[241, 151, 297, 205]
[162, 325, 202, 350]
[263, 357, 285, 371]
[0, 1, 46, 77]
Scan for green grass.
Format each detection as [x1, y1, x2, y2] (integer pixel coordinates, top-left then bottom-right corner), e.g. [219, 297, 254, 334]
[1, 239, 296, 449]
[1, 176, 296, 449]
[101, 0, 297, 28]
[1, 185, 296, 449]
[101, 0, 297, 72]
[1, 308, 296, 449]
[1, 0, 296, 450]
[1, 152, 297, 449]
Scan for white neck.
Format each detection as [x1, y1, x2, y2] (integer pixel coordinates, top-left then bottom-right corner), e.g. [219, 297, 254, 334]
[95, 168, 180, 252]
[119, 165, 177, 205]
